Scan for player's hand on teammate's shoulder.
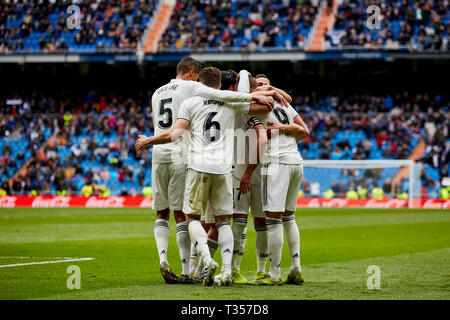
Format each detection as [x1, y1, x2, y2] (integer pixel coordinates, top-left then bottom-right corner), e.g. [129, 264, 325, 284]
[265, 96, 275, 108]
[251, 93, 274, 109]
[254, 86, 289, 108]
[135, 135, 148, 151]
[272, 91, 289, 108]
[255, 84, 271, 92]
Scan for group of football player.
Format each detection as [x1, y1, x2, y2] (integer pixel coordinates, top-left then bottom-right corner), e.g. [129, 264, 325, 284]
[135, 57, 310, 286]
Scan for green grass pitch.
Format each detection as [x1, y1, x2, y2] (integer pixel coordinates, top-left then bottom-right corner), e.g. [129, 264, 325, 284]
[0, 207, 449, 300]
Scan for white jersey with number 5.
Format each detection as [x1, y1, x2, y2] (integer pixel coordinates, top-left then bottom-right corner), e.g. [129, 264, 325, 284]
[177, 96, 251, 174]
[151, 79, 252, 164]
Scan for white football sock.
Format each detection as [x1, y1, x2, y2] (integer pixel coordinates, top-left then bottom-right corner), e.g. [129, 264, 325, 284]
[216, 221, 234, 274]
[207, 238, 219, 258]
[194, 257, 204, 279]
[235, 227, 247, 270]
[255, 225, 269, 273]
[267, 218, 283, 280]
[189, 242, 199, 275]
[154, 218, 169, 265]
[187, 219, 212, 266]
[176, 221, 191, 276]
[194, 238, 218, 279]
[231, 217, 247, 270]
[283, 215, 301, 273]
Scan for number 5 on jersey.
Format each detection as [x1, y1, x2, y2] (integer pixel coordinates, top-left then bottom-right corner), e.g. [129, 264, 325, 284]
[158, 98, 173, 129]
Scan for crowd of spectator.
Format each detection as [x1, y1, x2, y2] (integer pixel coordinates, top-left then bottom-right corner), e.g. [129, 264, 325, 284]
[328, 0, 450, 51]
[0, 89, 154, 196]
[294, 90, 449, 198]
[160, 0, 319, 51]
[0, 89, 448, 197]
[297, 91, 447, 157]
[1, 0, 449, 53]
[0, 0, 156, 53]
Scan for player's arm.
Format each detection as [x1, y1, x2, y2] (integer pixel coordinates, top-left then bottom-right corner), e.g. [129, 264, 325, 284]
[240, 122, 267, 195]
[267, 115, 310, 142]
[192, 81, 273, 107]
[135, 119, 190, 150]
[248, 100, 274, 114]
[256, 85, 292, 104]
[227, 100, 274, 115]
[193, 81, 251, 102]
[252, 89, 289, 107]
[272, 86, 292, 104]
[293, 114, 310, 142]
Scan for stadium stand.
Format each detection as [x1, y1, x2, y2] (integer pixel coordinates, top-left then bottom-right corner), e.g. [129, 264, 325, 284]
[159, 0, 320, 51]
[296, 91, 449, 197]
[326, 0, 450, 51]
[0, 0, 157, 53]
[1, 90, 448, 198]
[0, 90, 154, 196]
[1, 0, 448, 53]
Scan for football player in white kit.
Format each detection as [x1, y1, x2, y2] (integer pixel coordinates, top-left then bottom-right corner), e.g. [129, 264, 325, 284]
[188, 70, 291, 284]
[145, 58, 272, 284]
[136, 67, 275, 286]
[188, 71, 241, 282]
[231, 71, 297, 284]
[252, 74, 310, 285]
[190, 70, 291, 285]
[228, 70, 268, 285]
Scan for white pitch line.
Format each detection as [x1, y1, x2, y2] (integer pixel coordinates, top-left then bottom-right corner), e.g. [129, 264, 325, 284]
[0, 256, 83, 260]
[0, 258, 95, 268]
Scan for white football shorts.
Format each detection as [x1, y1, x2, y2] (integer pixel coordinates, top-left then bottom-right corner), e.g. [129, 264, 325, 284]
[261, 163, 303, 212]
[201, 202, 216, 225]
[232, 174, 264, 218]
[183, 168, 233, 218]
[151, 162, 186, 211]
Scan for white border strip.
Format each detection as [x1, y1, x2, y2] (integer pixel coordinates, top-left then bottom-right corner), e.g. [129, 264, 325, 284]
[0, 54, 81, 63]
[0, 258, 95, 268]
[191, 51, 307, 62]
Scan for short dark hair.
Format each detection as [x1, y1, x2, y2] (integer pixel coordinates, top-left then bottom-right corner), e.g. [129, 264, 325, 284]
[176, 57, 202, 75]
[220, 70, 238, 90]
[199, 67, 222, 88]
[255, 73, 269, 80]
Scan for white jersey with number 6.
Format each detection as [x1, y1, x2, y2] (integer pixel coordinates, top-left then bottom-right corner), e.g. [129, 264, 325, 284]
[177, 97, 251, 175]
